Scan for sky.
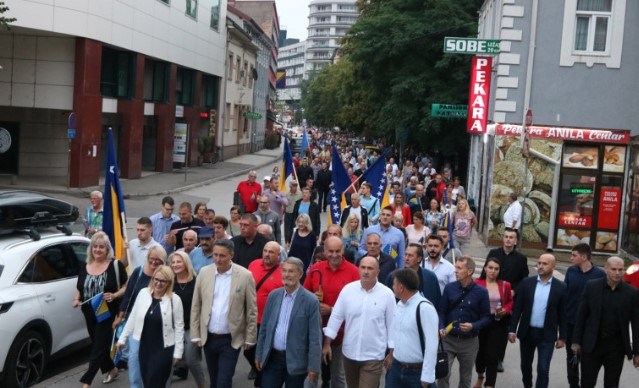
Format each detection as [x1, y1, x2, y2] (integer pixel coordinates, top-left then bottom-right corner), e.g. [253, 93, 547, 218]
[276, 0, 311, 41]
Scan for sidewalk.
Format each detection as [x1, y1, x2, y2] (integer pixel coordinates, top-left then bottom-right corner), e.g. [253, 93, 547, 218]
[0, 146, 284, 198]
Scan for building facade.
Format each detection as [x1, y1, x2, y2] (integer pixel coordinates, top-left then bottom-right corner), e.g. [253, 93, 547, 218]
[277, 40, 306, 103]
[0, 0, 226, 187]
[229, 0, 279, 134]
[468, 0, 639, 254]
[305, 0, 359, 78]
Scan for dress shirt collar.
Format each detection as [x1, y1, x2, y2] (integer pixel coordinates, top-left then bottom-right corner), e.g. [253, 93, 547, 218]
[536, 275, 551, 285]
[215, 265, 233, 277]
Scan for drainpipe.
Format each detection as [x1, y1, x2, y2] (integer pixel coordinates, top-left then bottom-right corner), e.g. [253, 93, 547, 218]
[221, 24, 234, 161]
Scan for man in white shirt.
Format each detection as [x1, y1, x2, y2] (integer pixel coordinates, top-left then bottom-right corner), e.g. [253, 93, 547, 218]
[322, 256, 396, 388]
[127, 217, 160, 269]
[422, 234, 456, 293]
[386, 269, 439, 387]
[503, 193, 522, 229]
[190, 239, 257, 388]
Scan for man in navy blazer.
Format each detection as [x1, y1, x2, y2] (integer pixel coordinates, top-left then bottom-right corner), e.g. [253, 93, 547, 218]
[256, 257, 322, 387]
[508, 254, 567, 388]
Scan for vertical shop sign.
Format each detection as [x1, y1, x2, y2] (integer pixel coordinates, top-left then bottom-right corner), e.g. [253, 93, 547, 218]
[467, 56, 492, 134]
[597, 186, 622, 229]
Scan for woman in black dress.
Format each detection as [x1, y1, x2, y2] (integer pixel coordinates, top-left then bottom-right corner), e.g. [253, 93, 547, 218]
[116, 265, 184, 387]
[73, 232, 127, 388]
[170, 251, 206, 387]
[288, 213, 317, 282]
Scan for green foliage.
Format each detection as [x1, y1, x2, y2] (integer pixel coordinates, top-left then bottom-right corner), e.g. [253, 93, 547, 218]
[0, 1, 16, 30]
[264, 130, 280, 149]
[304, 0, 484, 152]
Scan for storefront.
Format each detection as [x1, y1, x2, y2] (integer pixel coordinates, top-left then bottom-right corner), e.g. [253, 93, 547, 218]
[485, 124, 630, 254]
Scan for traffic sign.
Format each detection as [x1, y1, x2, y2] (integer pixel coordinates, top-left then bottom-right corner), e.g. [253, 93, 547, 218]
[244, 112, 262, 120]
[67, 129, 76, 139]
[444, 37, 500, 54]
[432, 104, 468, 118]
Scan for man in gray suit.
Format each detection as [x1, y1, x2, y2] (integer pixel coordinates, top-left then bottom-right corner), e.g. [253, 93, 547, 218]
[256, 257, 322, 387]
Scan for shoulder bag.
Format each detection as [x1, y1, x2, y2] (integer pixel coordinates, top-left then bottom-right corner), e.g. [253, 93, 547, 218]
[416, 300, 448, 379]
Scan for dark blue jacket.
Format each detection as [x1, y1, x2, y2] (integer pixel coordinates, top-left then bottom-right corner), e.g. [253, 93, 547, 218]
[386, 268, 441, 310]
[357, 252, 396, 287]
[564, 265, 605, 324]
[439, 281, 491, 337]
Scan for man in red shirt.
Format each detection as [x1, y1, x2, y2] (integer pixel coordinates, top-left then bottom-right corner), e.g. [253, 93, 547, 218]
[236, 171, 262, 213]
[245, 241, 283, 385]
[304, 236, 360, 388]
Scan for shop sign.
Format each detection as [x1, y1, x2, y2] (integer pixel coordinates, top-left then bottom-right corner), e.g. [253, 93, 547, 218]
[494, 124, 630, 144]
[597, 186, 622, 230]
[558, 213, 592, 228]
[467, 56, 492, 134]
[172, 123, 188, 164]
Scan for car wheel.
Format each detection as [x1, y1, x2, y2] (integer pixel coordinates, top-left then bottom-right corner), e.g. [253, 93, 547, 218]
[3, 330, 48, 388]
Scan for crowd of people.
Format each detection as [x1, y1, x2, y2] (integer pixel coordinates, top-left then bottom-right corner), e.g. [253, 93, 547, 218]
[73, 131, 639, 388]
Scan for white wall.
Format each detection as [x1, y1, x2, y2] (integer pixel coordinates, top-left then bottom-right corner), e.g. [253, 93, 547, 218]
[9, 0, 226, 77]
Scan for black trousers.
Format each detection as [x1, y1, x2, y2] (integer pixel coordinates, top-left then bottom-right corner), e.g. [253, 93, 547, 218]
[580, 336, 626, 388]
[80, 311, 115, 385]
[475, 318, 508, 387]
[565, 323, 580, 388]
[318, 189, 330, 211]
[284, 212, 295, 244]
[243, 324, 261, 387]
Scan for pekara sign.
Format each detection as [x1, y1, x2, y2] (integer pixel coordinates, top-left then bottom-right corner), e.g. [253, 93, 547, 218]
[494, 124, 630, 144]
[467, 56, 492, 134]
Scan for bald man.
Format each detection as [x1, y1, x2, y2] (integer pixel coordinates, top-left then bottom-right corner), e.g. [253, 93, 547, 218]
[509, 254, 567, 388]
[323, 256, 396, 388]
[571, 256, 639, 388]
[178, 229, 198, 255]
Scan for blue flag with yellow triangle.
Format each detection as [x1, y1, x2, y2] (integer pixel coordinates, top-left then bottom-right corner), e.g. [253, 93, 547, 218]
[91, 293, 111, 323]
[103, 128, 126, 260]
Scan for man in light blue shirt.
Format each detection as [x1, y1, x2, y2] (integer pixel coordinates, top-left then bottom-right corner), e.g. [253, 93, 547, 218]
[149, 196, 180, 254]
[359, 182, 381, 224]
[358, 206, 406, 268]
[190, 227, 215, 274]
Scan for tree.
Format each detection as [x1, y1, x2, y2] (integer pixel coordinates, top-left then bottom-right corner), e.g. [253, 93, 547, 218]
[0, 1, 16, 30]
[341, 0, 483, 151]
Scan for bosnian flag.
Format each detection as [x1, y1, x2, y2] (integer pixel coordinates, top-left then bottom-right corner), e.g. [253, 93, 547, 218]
[102, 128, 127, 260]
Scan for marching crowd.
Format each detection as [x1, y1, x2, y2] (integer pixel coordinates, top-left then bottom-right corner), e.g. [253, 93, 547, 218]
[74, 131, 639, 388]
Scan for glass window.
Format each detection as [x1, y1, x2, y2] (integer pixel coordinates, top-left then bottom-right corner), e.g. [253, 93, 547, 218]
[18, 245, 78, 283]
[186, 0, 197, 18]
[100, 48, 135, 98]
[210, 0, 220, 30]
[176, 68, 195, 106]
[202, 75, 218, 107]
[151, 61, 169, 102]
[574, 0, 612, 53]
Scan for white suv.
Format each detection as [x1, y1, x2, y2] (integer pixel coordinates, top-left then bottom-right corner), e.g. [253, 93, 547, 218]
[0, 195, 90, 388]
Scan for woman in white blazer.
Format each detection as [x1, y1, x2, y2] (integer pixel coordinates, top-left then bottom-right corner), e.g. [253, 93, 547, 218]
[117, 265, 184, 387]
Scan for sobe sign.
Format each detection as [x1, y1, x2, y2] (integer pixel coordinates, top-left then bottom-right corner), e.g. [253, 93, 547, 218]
[467, 56, 492, 134]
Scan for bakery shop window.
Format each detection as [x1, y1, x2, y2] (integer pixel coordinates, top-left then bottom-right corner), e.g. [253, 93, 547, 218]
[556, 174, 595, 247]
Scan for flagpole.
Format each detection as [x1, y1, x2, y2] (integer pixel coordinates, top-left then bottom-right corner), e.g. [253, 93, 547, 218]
[120, 211, 132, 271]
[80, 293, 103, 305]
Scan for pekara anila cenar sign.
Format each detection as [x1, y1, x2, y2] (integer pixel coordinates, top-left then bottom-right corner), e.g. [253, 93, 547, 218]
[467, 56, 492, 134]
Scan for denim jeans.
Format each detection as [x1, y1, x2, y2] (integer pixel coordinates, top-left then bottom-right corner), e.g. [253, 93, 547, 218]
[127, 338, 143, 388]
[385, 360, 424, 388]
[261, 351, 306, 388]
[519, 328, 555, 388]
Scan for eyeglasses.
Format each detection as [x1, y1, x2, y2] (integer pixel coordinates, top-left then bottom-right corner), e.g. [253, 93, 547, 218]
[259, 201, 270, 204]
[148, 258, 163, 264]
[154, 278, 169, 285]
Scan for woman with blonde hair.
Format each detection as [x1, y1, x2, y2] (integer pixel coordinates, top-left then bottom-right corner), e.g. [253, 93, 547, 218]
[170, 251, 205, 387]
[112, 245, 167, 387]
[453, 197, 478, 251]
[117, 265, 184, 388]
[288, 213, 317, 280]
[73, 232, 128, 387]
[342, 214, 362, 258]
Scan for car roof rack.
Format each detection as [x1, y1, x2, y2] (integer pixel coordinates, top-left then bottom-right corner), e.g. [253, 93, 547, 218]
[6, 223, 74, 242]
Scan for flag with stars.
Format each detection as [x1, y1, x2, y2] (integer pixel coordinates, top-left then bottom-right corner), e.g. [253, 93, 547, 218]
[329, 143, 351, 225]
[103, 128, 127, 260]
[382, 244, 398, 259]
[360, 150, 388, 203]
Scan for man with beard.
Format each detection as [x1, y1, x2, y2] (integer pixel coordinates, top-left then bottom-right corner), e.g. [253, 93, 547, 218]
[316, 162, 332, 212]
[190, 227, 215, 274]
[386, 243, 441, 308]
[422, 234, 455, 293]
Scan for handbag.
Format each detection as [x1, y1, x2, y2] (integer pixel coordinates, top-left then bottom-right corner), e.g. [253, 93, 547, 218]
[416, 300, 449, 379]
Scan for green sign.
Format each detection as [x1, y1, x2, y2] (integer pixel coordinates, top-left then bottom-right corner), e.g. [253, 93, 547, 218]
[432, 104, 468, 118]
[244, 112, 262, 120]
[444, 37, 501, 54]
[571, 187, 593, 194]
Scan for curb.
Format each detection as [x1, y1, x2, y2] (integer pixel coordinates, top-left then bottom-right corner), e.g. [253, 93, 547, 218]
[1, 155, 282, 199]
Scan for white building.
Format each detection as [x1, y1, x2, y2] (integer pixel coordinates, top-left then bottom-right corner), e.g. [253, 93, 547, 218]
[305, 0, 358, 78]
[277, 40, 306, 102]
[0, 0, 226, 187]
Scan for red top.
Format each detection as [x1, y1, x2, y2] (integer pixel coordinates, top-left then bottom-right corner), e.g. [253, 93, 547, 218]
[435, 182, 447, 202]
[392, 204, 412, 227]
[304, 258, 360, 345]
[474, 279, 514, 315]
[248, 259, 283, 324]
[237, 180, 262, 213]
